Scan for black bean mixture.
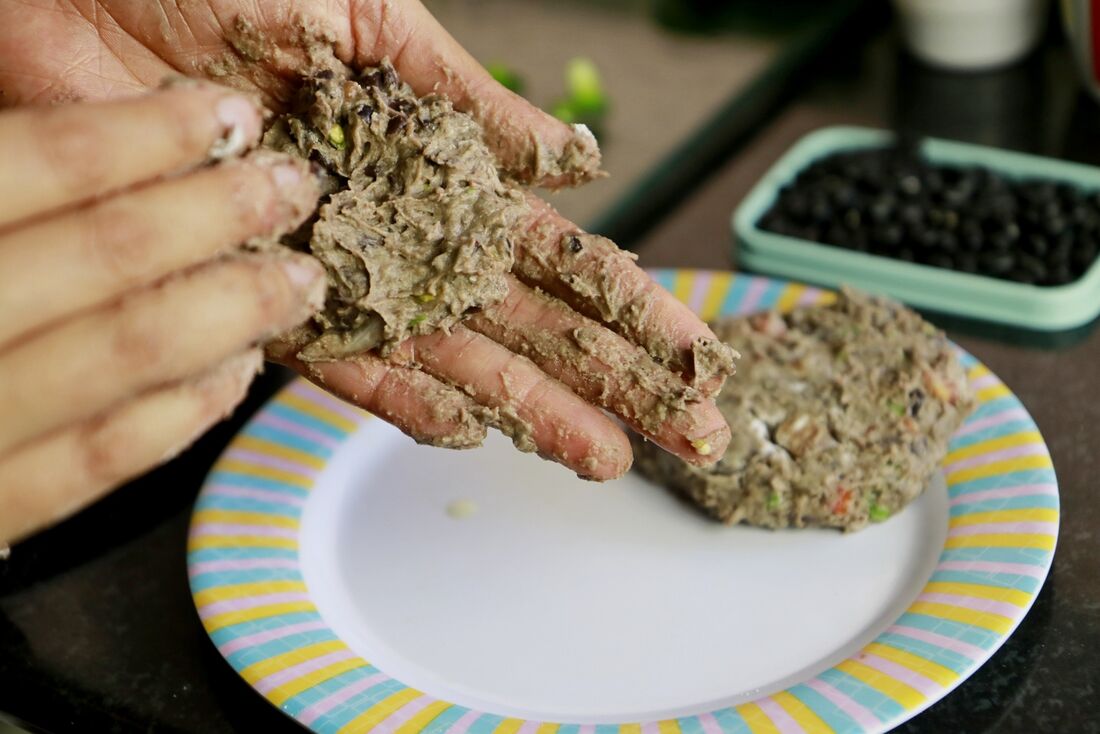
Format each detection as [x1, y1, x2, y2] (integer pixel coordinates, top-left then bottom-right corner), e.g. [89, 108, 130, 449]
[759, 143, 1100, 286]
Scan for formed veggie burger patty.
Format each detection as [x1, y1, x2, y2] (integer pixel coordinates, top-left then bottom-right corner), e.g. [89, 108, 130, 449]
[632, 290, 975, 531]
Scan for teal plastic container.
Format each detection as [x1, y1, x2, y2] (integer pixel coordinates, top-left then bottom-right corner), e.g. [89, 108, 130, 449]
[732, 126, 1100, 331]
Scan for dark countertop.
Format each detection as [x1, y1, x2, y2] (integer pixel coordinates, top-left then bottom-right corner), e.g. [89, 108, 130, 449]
[2, 17, 1098, 734]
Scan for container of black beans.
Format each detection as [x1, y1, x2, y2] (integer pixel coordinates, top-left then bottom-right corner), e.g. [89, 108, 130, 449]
[733, 127, 1100, 331]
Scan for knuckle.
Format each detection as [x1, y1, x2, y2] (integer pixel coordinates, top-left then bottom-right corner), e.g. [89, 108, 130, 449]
[110, 307, 168, 373]
[38, 111, 111, 199]
[81, 199, 156, 284]
[77, 413, 130, 485]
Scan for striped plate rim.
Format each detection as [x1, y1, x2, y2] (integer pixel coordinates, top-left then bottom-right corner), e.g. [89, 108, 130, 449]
[188, 270, 1058, 734]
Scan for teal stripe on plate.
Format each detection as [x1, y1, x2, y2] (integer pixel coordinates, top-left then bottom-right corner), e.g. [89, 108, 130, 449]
[279, 665, 381, 719]
[190, 567, 304, 591]
[755, 279, 787, 309]
[188, 546, 299, 563]
[194, 494, 303, 517]
[717, 275, 754, 317]
[894, 613, 1002, 651]
[555, 725, 581, 734]
[420, 704, 472, 734]
[947, 421, 1037, 450]
[242, 423, 334, 458]
[948, 469, 1058, 494]
[467, 713, 507, 734]
[930, 569, 1041, 594]
[938, 546, 1053, 566]
[874, 632, 977, 674]
[674, 716, 705, 734]
[711, 706, 753, 734]
[206, 471, 313, 494]
[967, 395, 1024, 421]
[314, 678, 408, 734]
[958, 352, 978, 368]
[227, 627, 339, 670]
[949, 494, 1059, 516]
[208, 611, 324, 647]
[651, 270, 677, 291]
[266, 403, 349, 439]
[818, 669, 901, 722]
[787, 683, 866, 733]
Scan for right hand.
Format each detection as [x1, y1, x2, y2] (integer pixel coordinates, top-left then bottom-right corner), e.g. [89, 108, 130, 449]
[0, 82, 324, 545]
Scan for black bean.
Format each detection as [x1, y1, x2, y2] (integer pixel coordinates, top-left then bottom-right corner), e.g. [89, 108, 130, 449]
[357, 104, 374, 123]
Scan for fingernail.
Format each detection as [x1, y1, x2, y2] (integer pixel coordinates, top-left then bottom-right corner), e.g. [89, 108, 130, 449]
[280, 256, 327, 311]
[209, 95, 262, 159]
[271, 161, 302, 190]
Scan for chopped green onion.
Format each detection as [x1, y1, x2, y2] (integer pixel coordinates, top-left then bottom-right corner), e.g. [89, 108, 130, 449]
[327, 123, 346, 149]
[887, 400, 906, 417]
[767, 492, 781, 510]
[408, 313, 428, 327]
[869, 504, 891, 522]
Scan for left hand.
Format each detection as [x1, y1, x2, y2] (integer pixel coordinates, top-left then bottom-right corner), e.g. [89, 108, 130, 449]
[0, 1, 733, 489]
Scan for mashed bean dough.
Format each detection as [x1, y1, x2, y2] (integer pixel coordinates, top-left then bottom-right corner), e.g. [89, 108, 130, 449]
[633, 291, 975, 531]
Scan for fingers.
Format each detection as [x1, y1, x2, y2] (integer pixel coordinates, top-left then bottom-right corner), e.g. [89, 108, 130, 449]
[0, 350, 261, 546]
[0, 253, 325, 456]
[350, 0, 602, 188]
[268, 341, 489, 449]
[514, 195, 737, 396]
[0, 153, 318, 348]
[0, 81, 263, 228]
[390, 326, 632, 480]
[469, 277, 731, 466]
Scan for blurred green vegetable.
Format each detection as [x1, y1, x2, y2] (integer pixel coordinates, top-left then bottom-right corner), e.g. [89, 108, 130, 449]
[486, 62, 525, 95]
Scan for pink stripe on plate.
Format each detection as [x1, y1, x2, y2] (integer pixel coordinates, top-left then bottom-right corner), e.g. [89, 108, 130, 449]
[916, 592, 1022, 619]
[936, 560, 1047, 578]
[754, 698, 802, 734]
[695, 713, 722, 734]
[576, 725, 596, 734]
[370, 694, 439, 734]
[254, 413, 340, 449]
[640, 722, 661, 734]
[198, 591, 311, 618]
[297, 671, 390, 726]
[798, 286, 824, 305]
[953, 408, 1030, 438]
[223, 448, 318, 477]
[190, 523, 298, 539]
[949, 484, 1058, 507]
[217, 620, 328, 656]
[515, 721, 542, 734]
[948, 521, 1058, 537]
[288, 382, 365, 422]
[968, 374, 1000, 390]
[738, 278, 769, 314]
[688, 273, 712, 313]
[202, 484, 305, 506]
[804, 679, 880, 730]
[447, 709, 485, 734]
[255, 649, 358, 694]
[189, 557, 300, 577]
[854, 653, 940, 697]
[944, 444, 1047, 473]
[886, 625, 987, 661]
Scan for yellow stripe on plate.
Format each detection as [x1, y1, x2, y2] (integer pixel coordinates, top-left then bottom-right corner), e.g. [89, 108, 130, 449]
[192, 509, 299, 529]
[657, 720, 682, 734]
[949, 508, 1058, 528]
[946, 455, 1053, 485]
[212, 459, 314, 489]
[188, 535, 299, 552]
[968, 364, 991, 380]
[944, 432, 1043, 464]
[699, 272, 734, 321]
[270, 657, 368, 707]
[944, 534, 1055, 551]
[194, 580, 307, 608]
[863, 643, 958, 687]
[493, 719, 525, 734]
[907, 601, 1015, 634]
[240, 640, 347, 684]
[835, 660, 925, 709]
[923, 582, 1032, 607]
[734, 703, 781, 734]
[232, 435, 327, 469]
[276, 392, 359, 433]
[771, 691, 832, 734]
[395, 701, 454, 734]
[202, 600, 317, 633]
[813, 290, 838, 306]
[339, 688, 423, 733]
[671, 270, 695, 305]
[976, 384, 1012, 402]
[776, 283, 807, 313]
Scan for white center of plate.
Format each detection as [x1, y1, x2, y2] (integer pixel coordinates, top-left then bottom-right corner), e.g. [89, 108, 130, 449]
[299, 422, 947, 723]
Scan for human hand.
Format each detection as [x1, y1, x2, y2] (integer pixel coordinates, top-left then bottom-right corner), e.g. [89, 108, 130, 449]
[0, 0, 734, 484]
[0, 83, 324, 544]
